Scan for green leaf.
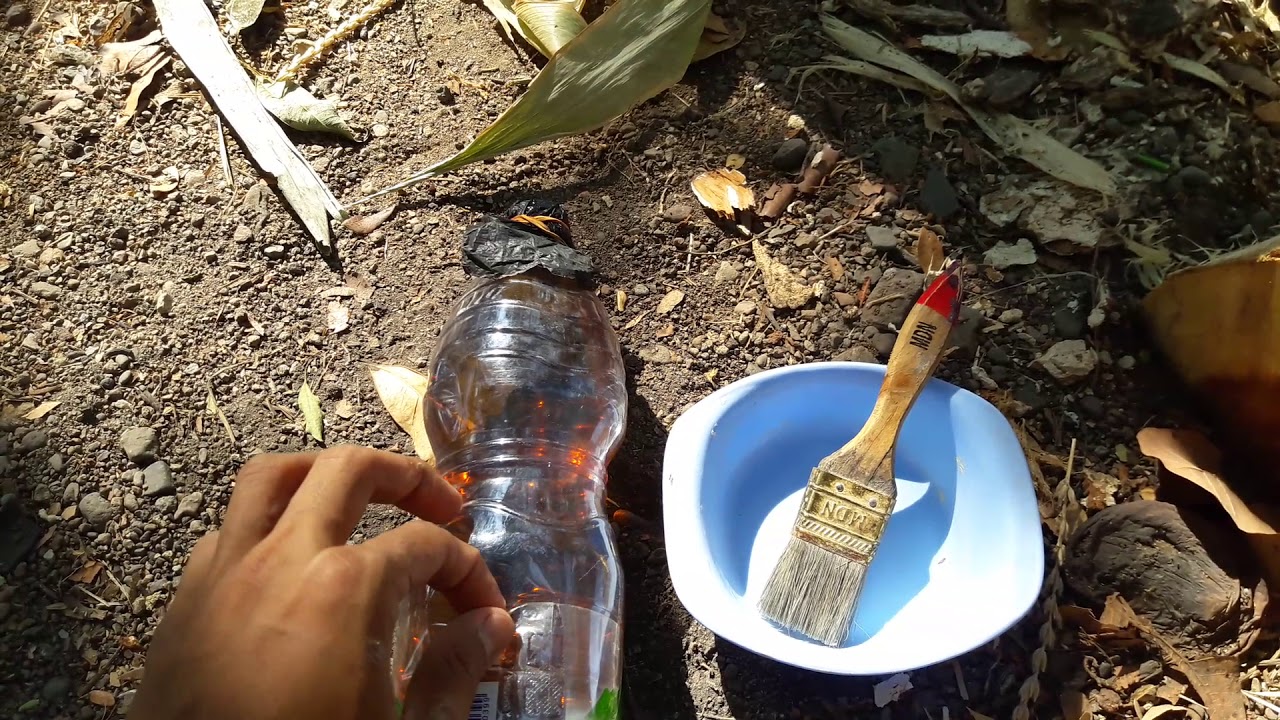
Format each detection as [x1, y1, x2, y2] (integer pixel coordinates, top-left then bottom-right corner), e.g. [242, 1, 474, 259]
[356, 0, 711, 204]
[257, 80, 356, 140]
[585, 689, 620, 720]
[299, 381, 325, 443]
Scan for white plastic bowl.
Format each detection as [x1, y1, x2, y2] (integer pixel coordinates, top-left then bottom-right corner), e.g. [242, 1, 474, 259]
[661, 361, 1044, 675]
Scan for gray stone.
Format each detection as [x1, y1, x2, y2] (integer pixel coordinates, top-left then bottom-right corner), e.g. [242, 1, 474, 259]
[983, 239, 1037, 269]
[1014, 383, 1049, 410]
[983, 67, 1041, 108]
[1053, 305, 1088, 340]
[637, 346, 678, 364]
[62, 482, 79, 504]
[233, 225, 254, 243]
[714, 262, 739, 283]
[47, 453, 64, 472]
[920, 168, 959, 220]
[40, 676, 71, 701]
[79, 492, 117, 528]
[123, 493, 139, 512]
[1035, 339, 1098, 383]
[834, 346, 877, 363]
[662, 204, 692, 223]
[263, 244, 287, 260]
[772, 138, 809, 172]
[175, 491, 204, 521]
[948, 306, 986, 353]
[872, 137, 918, 183]
[30, 281, 62, 300]
[871, 332, 898, 357]
[119, 426, 158, 465]
[155, 496, 177, 515]
[142, 461, 175, 497]
[866, 225, 899, 251]
[154, 290, 174, 316]
[860, 268, 925, 329]
[5, 4, 30, 27]
[998, 308, 1024, 324]
[735, 300, 757, 315]
[16, 430, 47, 453]
[12, 239, 41, 257]
[1117, 355, 1136, 370]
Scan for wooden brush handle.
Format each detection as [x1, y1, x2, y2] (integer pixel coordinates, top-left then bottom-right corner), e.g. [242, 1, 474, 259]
[820, 264, 963, 488]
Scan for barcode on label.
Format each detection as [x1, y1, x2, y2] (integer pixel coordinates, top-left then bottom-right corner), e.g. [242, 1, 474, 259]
[468, 681, 498, 720]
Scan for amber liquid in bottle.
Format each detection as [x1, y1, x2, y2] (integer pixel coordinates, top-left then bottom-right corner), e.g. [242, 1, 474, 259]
[395, 268, 627, 720]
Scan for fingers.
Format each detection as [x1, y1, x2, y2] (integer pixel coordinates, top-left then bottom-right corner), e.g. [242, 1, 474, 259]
[277, 446, 463, 548]
[215, 452, 317, 564]
[402, 607, 514, 720]
[359, 519, 507, 618]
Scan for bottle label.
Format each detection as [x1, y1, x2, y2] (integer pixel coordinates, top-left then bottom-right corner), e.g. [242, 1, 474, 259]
[468, 681, 499, 720]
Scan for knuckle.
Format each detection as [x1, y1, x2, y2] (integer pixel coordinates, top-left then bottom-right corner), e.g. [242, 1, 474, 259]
[316, 444, 371, 471]
[309, 547, 368, 589]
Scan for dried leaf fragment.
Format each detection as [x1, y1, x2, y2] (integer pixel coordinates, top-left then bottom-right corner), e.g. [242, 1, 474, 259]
[657, 289, 685, 314]
[327, 301, 350, 333]
[753, 240, 813, 309]
[69, 560, 103, 584]
[692, 11, 746, 61]
[88, 691, 116, 708]
[24, 401, 60, 420]
[99, 30, 163, 74]
[299, 381, 324, 443]
[1255, 100, 1280, 124]
[118, 53, 171, 128]
[918, 30, 1032, 58]
[342, 204, 397, 234]
[912, 227, 945, 274]
[369, 365, 434, 463]
[225, 0, 268, 33]
[1136, 427, 1277, 534]
[149, 167, 180, 197]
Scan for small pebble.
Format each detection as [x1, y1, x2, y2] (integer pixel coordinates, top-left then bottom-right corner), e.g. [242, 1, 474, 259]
[78, 492, 117, 528]
[772, 138, 809, 172]
[119, 427, 159, 465]
[263, 245, 287, 260]
[175, 491, 204, 521]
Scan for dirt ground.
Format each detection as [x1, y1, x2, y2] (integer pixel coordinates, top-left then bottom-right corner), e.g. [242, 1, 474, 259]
[2, 0, 1278, 717]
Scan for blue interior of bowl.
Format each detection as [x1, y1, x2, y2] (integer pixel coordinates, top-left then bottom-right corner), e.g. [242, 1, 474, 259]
[698, 364, 962, 647]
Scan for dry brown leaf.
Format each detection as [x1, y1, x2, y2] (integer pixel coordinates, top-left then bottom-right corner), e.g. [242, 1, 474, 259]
[342, 203, 397, 235]
[1102, 594, 1245, 720]
[693, 11, 746, 61]
[1141, 705, 1186, 720]
[24, 400, 60, 420]
[657, 289, 685, 314]
[334, 399, 355, 419]
[99, 30, 164, 74]
[691, 168, 755, 232]
[752, 240, 813, 309]
[327, 301, 350, 334]
[88, 690, 116, 708]
[1256, 100, 1280, 124]
[298, 381, 324, 444]
[912, 227, 945, 274]
[369, 364, 434, 463]
[1136, 427, 1277, 534]
[149, 166, 180, 197]
[118, 54, 170, 128]
[825, 255, 845, 281]
[69, 560, 103, 584]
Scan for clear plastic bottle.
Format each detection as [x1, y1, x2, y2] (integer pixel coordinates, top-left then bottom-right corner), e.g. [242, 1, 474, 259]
[393, 204, 628, 720]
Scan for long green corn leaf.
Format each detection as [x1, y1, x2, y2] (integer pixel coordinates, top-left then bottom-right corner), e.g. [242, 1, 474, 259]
[356, 0, 711, 204]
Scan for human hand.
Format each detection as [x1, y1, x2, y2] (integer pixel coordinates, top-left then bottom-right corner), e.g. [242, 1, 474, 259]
[130, 446, 515, 720]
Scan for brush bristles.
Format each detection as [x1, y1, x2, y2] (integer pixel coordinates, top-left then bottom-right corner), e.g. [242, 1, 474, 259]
[758, 537, 868, 647]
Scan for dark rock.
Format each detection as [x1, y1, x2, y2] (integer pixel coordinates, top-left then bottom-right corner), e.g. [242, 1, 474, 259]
[872, 137, 918, 184]
[860, 268, 924, 329]
[5, 4, 31, 26]
[78, 492, 117, 528]
[1080, 396, 1105, 417]
[40, 676, 71, 701]
[142, 461, 176, 497]
[772, 138, 809, 172]
[62, 140, 84, 159]
[0, 496, 40, 573]
[948, 306, 984, 353]
[1053, 304, 1088, 339]
[920, 167, 960, 219]
[1168, 165, 1213, 194]
[1064, 501, 1256, 650]
[983, 67, 1041, 108]
[866, 225, 899, 251]
[1251, 209, 1274, 234]
[661, 204, 692, 223]
[986, 346, 1011, 365]
[437, 85, 456, 105]
[119, 426, 158, 465]
[1013, 383, 1048, 411]
[870, 332, 897, 357]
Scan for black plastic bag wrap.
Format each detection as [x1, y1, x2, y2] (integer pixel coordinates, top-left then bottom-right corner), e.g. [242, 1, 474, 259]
[461, 199, 595, 281]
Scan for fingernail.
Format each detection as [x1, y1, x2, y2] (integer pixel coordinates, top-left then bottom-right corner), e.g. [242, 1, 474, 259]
[478, 607, 513, 660]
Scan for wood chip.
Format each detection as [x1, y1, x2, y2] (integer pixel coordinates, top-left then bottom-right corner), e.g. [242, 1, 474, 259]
[656, 289, 685, 314]
[24, 400, 60, 420]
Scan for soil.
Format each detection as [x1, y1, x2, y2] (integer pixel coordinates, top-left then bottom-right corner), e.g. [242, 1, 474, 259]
[1, 0, 1278, 718]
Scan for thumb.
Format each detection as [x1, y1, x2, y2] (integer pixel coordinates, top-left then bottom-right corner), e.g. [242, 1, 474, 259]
[403, 606, 515, 720]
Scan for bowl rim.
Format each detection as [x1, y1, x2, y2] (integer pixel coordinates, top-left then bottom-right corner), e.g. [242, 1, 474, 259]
[661, 360, 1045, 675]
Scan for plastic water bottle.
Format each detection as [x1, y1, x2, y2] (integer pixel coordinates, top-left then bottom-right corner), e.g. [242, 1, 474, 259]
[393, 202, 628, 720]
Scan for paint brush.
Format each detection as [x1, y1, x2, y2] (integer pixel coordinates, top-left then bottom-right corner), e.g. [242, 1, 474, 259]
[757, 261, 963, 646]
